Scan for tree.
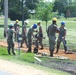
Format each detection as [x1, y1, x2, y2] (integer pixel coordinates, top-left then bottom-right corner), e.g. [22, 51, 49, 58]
[66, 3, 76, 17]
[8, 0, 29, 20]
[36, 0, 53, 31]
[0, 0, 4, 15]
[25, 0, 39, 10]
[53, 0, 68, 16]
[0, 0, 39, 20]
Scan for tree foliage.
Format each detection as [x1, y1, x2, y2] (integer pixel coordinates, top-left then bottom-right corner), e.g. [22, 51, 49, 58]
[25, 0, 39, 10]
[53, 0, 76, 17]
[0, 0, 39, 20]
[36, 0, 54, 30]
[8, 0, 29, 20]
[66, 3, 76, 17]
[0, 0, 4, 14]
[53, 0, 68, 15]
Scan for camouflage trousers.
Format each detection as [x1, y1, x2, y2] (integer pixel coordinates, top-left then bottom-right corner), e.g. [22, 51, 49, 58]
[7, 38, 15, 55]
[27, 36, 32, 52]
[49, 36, 56, 56]
[56, 38, 68, 52]
[21, 35, 28, 47]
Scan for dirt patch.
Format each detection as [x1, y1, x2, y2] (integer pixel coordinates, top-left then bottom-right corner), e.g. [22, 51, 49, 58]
[0, 40, 76, 60]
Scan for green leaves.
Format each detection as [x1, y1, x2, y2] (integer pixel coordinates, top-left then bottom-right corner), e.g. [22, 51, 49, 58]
[36, 2, 53, 21]
[36, 1, 54, 30]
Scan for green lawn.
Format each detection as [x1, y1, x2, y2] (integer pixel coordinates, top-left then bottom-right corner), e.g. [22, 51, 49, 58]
[0, 47, 71, 75]
[0, 28, 4, 39]
[0, 18, 76, 51]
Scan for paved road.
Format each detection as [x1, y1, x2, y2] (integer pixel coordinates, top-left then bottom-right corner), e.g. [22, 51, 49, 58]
[0, 59, 48, 75]
[0, 70, 13, 75]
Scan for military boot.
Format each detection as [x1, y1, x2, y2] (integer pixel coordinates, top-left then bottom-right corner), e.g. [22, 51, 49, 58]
[27, 47, 31, 52]
[50, 49, 54, 57]
[56, 44, 60, 53]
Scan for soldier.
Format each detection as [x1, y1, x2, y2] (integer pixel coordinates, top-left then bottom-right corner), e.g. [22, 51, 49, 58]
[56, 22, 68, 53]
[37, 21, 43, 49]
[14, 19, 20, 41]
[7, 23, 16, 55]
[47, 18, 59, 57]
[20, 20, 29, 47]
[27, 24, 37, 52]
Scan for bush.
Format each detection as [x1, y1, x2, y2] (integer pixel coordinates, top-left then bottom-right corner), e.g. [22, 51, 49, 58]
[9, 9, 30, 20]
[66, 4, 76, 17]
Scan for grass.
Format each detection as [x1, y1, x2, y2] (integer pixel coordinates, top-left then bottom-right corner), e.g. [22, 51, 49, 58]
[0, 47, 35, 63]
[0, 17, 76, 51]
[0, 47, 71, 75]
[0, 28, 4, 39]
[58, 17, 76, 21]
[0, 16, 75, 75]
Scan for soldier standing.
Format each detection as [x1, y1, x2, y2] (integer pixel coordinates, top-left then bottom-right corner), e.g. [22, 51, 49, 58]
[56, 22, 68, 53]
[27, 24, 37, 52]
[14, 19, 20, 41]
[7, 23, 16, 55]
[37, 21, 43, 49]
[20, 20, 29, 47]
[47, 18, 59, 57]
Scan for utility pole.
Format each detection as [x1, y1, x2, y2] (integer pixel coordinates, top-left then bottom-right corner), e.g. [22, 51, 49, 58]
[4, 0, 8, 37]
[22, 0, 24, 26]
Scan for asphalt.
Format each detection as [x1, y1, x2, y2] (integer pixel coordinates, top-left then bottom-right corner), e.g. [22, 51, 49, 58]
[0, 70, 13, 75]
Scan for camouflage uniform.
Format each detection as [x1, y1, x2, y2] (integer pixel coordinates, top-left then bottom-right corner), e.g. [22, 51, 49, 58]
[14, 23, 20, 41]
[27, 27, 34, 52]
[56, 27, 68, 53]
[21, 25, 28, 47]
[47, 24, 58, 56]
[7, 28, 15, 55]
[37, 25, 43, 49]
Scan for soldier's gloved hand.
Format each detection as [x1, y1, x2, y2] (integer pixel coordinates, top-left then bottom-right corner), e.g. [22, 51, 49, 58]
[62, 36, 65, 39]
[35, 30, 38, 32]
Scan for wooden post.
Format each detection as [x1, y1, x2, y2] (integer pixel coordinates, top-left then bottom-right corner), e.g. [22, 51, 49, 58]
[4, 0, 8, 37]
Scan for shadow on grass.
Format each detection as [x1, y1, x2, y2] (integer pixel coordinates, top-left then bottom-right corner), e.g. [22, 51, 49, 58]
[1, 54, 8, 55]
